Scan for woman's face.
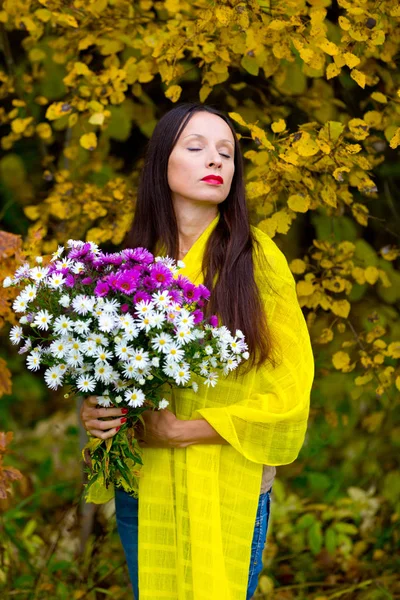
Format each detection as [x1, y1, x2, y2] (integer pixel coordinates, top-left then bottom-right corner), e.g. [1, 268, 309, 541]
[167, 111, 235, 208]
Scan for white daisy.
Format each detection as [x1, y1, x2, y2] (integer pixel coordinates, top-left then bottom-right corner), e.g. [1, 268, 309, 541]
[175, 309, 194, 328]
[158, 398, 169, 409]
[57, 363, 67, 374]
[69, 338, 83, 353]
[98, 313, 116, 332]
[2, 276, 14, 288]
[44, 366, 63, 390]
[12, 295, 28, 313]
[89, 333, 108, 346]
[51, 245, 64, 261]
[115, 341, 133, 361]
[30, 266, 49, 282]
[151, 333, 173, 353]
[35, 256, 43, 264]
[59, 294, 71, 308]
[14, 263, 30, 279]
[152, 290, 171, 309]
[72, 295, 96, 316]
[50, 339, 71, 359]
[70, 261, 85, 274]
[94, 363, 113, 383]
[174, 366, 190, 385]
[151, 357, 160, 367]
[136, 314, 154, 333]
[192, 381, 199, 393]
[97, 394, 112, 407]
[18, 339, 32, 354]
[94, 347, 113, 363]
[66, 351, 83, 367]
[81, 340, 97, 356]
[26, 353, 41, 371]
[118, 313, 134, 328]
[124, 388, 146, 408]
[73, 319, 92, 335]
[130, 348, 150, 369]
[204, 372, 218, 387]
[20, 284, 37, 303]
[165, 344, 185, 363]
[33, 309, 52, 330]
[53, 315, 74, 335]
[19, 316, 28, 325]
[55, 258, 73, 270]
[9, 325, 23, 345]
[163, 362, 179, 378]
[123, 325, 139, 341]
[76, 375, 96, 393]
[113, 379, 128, 391]
[47, 273, 66, 289]
[204, 345, 214, 355]
[242, 351, 250, 360]
[102, 299, 120, 314]
[134, 300, 155, 316]
[175, 328, 195, 346]
[199, 359, 209, 376]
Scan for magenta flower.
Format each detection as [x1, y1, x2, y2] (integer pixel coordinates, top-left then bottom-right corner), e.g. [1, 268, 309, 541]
[82, 277, 93, 285]
[182, 282, 201, 303]
[102, 252, 123, 266]
[65, 274, 76, 288]
[68, 242, 92, 260]
[133, 290, 152, 304]
[175, 275, 191, 290]
[105, 273, 119, 289]
[209, 315, 218, 327]
[197, 283, 211, 300]
[115, 274, 137, 294]
[150, 263, 173, 288]
[168, 289, 183, 304]
[94, 281, 110, 297]
[120, 303, 130, 313]
[193, 309, 204, 324]
[122, 247, 154, 264]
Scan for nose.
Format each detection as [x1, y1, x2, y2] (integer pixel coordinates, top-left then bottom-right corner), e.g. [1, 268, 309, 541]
[206, 146, 222, 169]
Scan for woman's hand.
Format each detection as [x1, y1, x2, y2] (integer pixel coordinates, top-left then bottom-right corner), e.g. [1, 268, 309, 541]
[80, 396, 128, 440]
[136, 409, 187, 449]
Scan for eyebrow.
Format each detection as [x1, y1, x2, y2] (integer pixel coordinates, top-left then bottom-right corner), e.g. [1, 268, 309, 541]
[182, 133, 234, 146]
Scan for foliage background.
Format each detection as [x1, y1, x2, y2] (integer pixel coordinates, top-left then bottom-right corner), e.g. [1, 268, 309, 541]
[0, 0, 400, 598]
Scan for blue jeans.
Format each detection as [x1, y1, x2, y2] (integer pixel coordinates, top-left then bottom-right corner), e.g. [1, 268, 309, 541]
[115, 487, 271, 600]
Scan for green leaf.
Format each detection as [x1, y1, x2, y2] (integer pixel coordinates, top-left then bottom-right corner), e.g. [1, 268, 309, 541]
[325, 526, 337, 554]
[308, 521, 323, 555]
[241, 55, 259, 76]
[296, 513, 317, 530]
[334, 522, 358, 535]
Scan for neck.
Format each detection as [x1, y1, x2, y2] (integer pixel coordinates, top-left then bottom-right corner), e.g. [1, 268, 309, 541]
[173, 200, 219, 256]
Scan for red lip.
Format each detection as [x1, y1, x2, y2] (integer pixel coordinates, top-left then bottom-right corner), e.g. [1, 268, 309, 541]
[201, 175, 224, 184]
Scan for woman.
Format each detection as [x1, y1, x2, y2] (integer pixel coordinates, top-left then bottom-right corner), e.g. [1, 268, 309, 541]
[80, 103, 314, 600]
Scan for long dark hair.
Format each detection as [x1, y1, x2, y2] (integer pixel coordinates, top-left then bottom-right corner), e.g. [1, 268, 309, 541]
[125, 103, 277, 370]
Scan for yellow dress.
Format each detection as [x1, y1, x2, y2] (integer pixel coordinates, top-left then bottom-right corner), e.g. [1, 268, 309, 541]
[138, 214, 314, 599]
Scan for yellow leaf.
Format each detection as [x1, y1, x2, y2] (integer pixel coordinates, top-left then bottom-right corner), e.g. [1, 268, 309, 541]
[24, 205, 41, 220]
[389, 127, 400, 150]
[267, 19, 288, 31]
[316, 139, 331, 154]
[342, 52, 360, 69]
[288, 194, 310, 213]
[396, 376, 400, 392]
[295, 132, 320, 156]
[46, 102, 72, 121]
[28, 48, 46, 62]
[332, 351, 351, 370]
[228, 112, 247, 128]
[290, 259, 307, 274]
[250, 125, 275, 150]
[80, 132, 97, 150]
[333, 167, 350, 181]
[296, 280, 314, 296]
[352, 267, 366, 285]
[380, 246, 400, 261]
[215, 6, 233, 25]
[321, 186, 337, 208]
[11, 117, 34, 134]
[352, 203, 369, 226]
[271, 119, 286, 133]
[165, 85, 182, 103]
[326, 63, 341, 79]
[331, 299, 351, 318]
[338, 16, 351, 30]
[54, 13, 79, 28]
[364, 266, 379, 285]
[246, 181, 271, 199]
[317, 39, 339, 56]
[36, 123, 52, 140]
[355, 372, 373, 386]
[89, 112, 105, 125]
[74, 62, 91, 76]
[350, 68, 366, 89]
[371, 91, 387, 103]
[84, 476, 115, 504]
[317, 328, 334, 344]
[199, 85, 212, 103]
[363, 111, 382, 128]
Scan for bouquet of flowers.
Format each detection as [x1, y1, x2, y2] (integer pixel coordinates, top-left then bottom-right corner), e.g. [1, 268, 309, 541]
[5, 240, 248, 501]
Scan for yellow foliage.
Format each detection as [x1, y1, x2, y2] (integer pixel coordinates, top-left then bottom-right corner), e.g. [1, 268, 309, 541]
[332, 351, 351, 370]
[165, 85, 182, 103]
[288, 194, 310, 213]
[80, 132, 97, 150]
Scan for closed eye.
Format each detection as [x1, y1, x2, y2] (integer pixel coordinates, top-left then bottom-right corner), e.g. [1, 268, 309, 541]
[187, 148, 231, 158]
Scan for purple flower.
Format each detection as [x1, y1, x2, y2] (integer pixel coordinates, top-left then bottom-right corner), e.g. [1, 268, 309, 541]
[197, 283, 211, 301]
[193, 309, 204, 324]
[209, 315, 218, 327]
[105, 273, 119, 289]
[168, 288, 183, 304]
[102, 252, 123, 266]
[150, 263, 173, 288]
[175, 275, 191, 289]
[114, 274, 137, 294]
[94, 281, 110, 297]
[133, 290, 152, 304]
[65, 274, 76, 288]
[68, 242, 92, 260]
[182, 282, 201, 303]
[122, 247, 154, 264]
[82, 276, 93, 285]
[120, 303, 129, 313]
[142, 275, 156, 290]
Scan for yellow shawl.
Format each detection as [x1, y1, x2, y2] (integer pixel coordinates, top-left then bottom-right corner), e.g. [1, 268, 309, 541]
[138, 214, 314, 599]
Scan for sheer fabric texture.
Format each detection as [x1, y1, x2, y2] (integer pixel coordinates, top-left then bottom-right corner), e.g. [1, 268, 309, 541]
[137, 214, 314, 599]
